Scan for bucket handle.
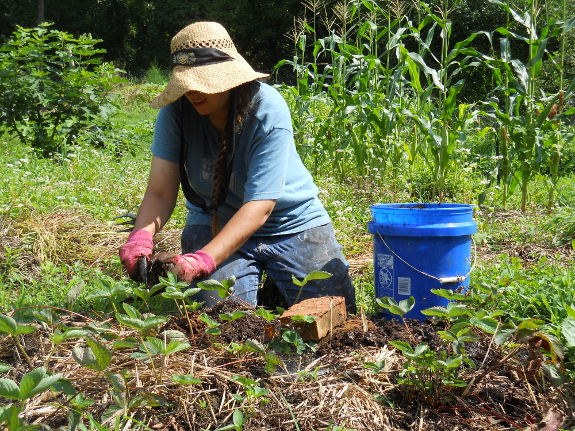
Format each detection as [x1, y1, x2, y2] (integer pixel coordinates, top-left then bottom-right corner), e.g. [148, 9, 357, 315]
[376, 232, 476, 284]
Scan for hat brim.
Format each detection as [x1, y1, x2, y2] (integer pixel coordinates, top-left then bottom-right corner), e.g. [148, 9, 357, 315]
[150, 58, 269, 109]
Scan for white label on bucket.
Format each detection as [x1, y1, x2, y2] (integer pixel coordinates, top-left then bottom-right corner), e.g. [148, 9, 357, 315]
[377, 254, 394, 297]
[378, 254, 393, 269]
[397, 277, 411, 296]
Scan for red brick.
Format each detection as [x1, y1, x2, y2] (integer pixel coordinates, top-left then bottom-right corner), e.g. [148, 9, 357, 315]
[279, 296, 347, 341]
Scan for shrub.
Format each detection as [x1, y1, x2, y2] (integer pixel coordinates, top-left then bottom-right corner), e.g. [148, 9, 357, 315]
[0, 23, 127, 157]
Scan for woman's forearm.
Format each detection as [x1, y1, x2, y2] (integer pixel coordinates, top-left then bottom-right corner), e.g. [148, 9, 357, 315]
[133, 191, 178, 235]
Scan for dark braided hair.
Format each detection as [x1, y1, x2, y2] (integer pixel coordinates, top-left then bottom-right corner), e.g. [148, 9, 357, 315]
[210, 80, 260, 237]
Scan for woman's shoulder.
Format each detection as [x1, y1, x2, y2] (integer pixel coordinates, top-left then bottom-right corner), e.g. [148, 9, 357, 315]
[251, 82, 291, 125]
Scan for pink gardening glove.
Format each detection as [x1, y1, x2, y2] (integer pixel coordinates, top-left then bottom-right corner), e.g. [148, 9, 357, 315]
[119, 230, 154, 280]
[152, 251, 216, 283]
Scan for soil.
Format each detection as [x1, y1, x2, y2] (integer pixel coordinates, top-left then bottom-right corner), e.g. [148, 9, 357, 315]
[2, 299, 573, 431]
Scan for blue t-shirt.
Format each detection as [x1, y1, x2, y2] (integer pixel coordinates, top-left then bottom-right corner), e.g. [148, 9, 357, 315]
[150, 82, 330, 236]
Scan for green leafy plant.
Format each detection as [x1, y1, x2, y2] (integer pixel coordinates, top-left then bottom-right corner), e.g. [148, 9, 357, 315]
[291, 271, 332, 304]
[231, 375, 270, 407]
[214, 408, 247, 431]
[85, 276, 131, 313]
[197, 276, 236, 300]
[0, 314, 36, 366]
[376, 296, 416, 343]
[158, 271, 202, 331]
[0, 367, 62, 430]
[0, 23, 127, 157]
[390, 341, 475, 406]
[115, 303, 168, 382]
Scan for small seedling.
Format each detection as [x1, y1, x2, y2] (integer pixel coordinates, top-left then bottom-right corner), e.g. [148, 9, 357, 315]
[363, 360, 386, 374]
[0, 367, 62, 430]
[215, 408, 247, 431]
[199, 313, 222, 337]
[292, 271, 332, 304]
[0, 314, 36, 366]
[198, 276, 236, 299]
[376, 296, 416, 343]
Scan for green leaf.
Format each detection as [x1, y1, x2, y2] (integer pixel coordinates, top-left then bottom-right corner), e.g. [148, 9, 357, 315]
[290, 315, 315, 324]
[144, 337, 165, 354]
[303, 271, 333, 282]
[389, 340, 413, 354]
[541, 362, 566, 388]
[52, 378, 77, 396]
[291, 274, 304, 287]
[15, 324, 36, 335]
[494, 323, 516, 345]
[115, 313, 144, 331]
[421, 306, 448, 317]
[0, 379, 20, 400]
[161, 287, 184, 300]
[183, 287, 201, 298]
[245, 339, 266, 355]
[112, 338, 139, 349]
[19, 367, 62, 400]
[471, 317, 499, 334]
[376, 296, 414, 317]
[206, 328, 222, 336]
[160, 330, 187, 342]
[254, 308, 278, 322]
[61, 329, 88, 341]
[164, 341, 191, 355]
[128, 393, 164, 409]
[219, 311, 249, 321]
[199, 313, 220, 328]
[84, 336, 112, 372]
[0, 315, 18, 336]
[105, 373, 126, 392]
[171, 374, 203, 385]
[122, 303, 142, 320]
[0, 363, 11, 373]
[197, 280, 225, 290]
[233, 408, 246, 426]
[66, 281, 85, 309]
[431, 288, 467, 301]
[561, 316, 575, 348]
[142, 315, 168, 329]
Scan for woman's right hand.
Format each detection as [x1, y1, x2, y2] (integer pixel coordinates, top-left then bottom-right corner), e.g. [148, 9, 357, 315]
[119, 230, 154, 280]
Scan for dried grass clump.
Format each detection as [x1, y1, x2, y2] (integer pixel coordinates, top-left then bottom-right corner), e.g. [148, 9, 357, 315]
[15, 211, 128, 266]
[11, 211, 182, 270]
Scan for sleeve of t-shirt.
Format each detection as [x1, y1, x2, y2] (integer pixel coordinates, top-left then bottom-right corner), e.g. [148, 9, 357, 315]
[150, 102, 181, 163]
[242, 126, 292, 202]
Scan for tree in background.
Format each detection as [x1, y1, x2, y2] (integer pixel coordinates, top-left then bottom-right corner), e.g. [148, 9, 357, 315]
[0, 0, 301, 74]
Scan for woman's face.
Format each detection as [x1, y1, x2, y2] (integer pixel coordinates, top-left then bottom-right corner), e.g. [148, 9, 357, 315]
[185, 90, 230, 119]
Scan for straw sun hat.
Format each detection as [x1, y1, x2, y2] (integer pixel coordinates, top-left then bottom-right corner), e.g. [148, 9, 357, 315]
[151, 21, 269, 109]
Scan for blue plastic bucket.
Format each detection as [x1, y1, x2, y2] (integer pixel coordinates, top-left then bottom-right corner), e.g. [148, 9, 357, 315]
[367, 203, 477, 320]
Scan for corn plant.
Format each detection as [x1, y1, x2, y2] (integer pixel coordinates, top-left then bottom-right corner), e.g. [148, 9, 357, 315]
[483, 0, 575, 212]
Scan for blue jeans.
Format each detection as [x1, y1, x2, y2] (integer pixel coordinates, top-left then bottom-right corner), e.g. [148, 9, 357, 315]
[181, 223, 356, 312]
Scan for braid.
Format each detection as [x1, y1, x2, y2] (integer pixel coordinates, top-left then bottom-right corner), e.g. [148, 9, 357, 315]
[211, 135, 227, 237]
[210, 80, 261, 237]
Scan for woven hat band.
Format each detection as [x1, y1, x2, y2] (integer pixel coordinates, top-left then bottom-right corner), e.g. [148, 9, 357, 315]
[170, 48, 233, 68]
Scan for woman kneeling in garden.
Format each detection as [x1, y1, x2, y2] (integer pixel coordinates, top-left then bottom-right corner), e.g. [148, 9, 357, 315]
[119, 21, 355, 312]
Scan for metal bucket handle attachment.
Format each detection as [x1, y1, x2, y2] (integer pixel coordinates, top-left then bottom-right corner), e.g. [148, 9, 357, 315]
[376, 232, 476, 284]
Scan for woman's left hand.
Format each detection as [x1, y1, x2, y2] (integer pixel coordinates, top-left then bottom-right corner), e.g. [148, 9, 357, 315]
[152, 250, 216, 283]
